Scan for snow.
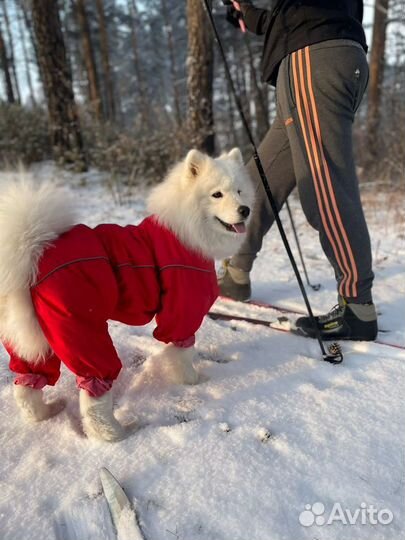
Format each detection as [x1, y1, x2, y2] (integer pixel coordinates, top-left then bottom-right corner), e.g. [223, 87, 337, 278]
[0, 164, 404, 540]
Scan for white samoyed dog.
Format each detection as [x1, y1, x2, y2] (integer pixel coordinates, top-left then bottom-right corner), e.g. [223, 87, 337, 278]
[0, 148, 254, 441]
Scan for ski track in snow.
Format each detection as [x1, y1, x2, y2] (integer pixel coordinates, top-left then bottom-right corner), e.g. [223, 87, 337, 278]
[0, 164, 404, 540]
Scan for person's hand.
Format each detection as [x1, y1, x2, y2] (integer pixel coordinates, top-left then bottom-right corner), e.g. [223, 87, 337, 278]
[233, 0, 253, 8]
[225, 1, 250, 32]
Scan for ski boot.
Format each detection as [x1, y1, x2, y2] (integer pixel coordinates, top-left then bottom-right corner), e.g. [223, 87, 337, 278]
[218, 259, 251, 302]
[295, 297, 378, 341]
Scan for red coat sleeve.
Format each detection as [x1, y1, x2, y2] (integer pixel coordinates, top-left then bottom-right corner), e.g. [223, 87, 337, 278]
[153, 266, 218, 346]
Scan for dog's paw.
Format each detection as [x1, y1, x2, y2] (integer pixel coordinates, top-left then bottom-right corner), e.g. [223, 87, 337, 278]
[15, 386, 66, 423]
[163, 356, 200, 385]
[178, 360, 201, 385]
[83, 418, 139, 443]
[27, 398, 66, 422]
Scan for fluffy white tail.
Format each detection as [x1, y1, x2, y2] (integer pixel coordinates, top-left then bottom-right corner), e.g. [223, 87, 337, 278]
[0, 172, 77, 361]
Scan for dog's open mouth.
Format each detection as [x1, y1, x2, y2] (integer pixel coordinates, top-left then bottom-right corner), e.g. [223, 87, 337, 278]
[215, 217, 246, 234]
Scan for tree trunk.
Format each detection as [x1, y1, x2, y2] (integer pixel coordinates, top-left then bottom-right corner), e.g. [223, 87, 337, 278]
[161, 0, 182, 127]
[95, 0, 115, 121]
[74, 0, 103, 120]
[186, 0, 215, 155]
[128, 0, 148, 126]
[367, 0, 390, 149]
[235, 56, 251, 126]
[19, 0, 44, 88]
[225, 73, 239, 147]
[0, 20, 14, 103]
[0, 0, 21, 103]
[31, 0, 86, 170]
[17, 3, 36, 106]
[245, 39, 269, 141]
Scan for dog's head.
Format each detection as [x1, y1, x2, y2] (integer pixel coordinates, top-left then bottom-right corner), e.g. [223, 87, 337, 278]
[148, 148, 255, 260]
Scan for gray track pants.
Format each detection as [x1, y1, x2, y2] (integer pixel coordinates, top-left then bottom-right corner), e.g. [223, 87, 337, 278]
[231, 40, 374, 303]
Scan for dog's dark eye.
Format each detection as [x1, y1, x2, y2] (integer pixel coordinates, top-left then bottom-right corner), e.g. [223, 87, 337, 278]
[212, 192, 223, 198]
[237, 190, 242, 195]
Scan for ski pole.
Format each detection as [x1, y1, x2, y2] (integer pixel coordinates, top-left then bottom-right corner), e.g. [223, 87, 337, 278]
[202, 0, 342, 364]
[285, 200, 321, 291]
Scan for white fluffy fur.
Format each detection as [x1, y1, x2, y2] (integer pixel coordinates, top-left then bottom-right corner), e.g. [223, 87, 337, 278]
[13, 385, 65, 422]
[79, 390, 138, 442]
[0, 289, 50, 361]
[143, 344, 200, 385]
[148, 148, 255, 260]
[0, 174, 77, 361]
[0, 175, 77, 293]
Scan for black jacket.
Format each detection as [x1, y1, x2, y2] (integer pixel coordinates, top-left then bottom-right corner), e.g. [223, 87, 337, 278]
[241, 1, 367, 86]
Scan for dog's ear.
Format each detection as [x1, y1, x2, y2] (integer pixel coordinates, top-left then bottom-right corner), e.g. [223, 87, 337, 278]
[185, 149, 207, 178]
[227, 147, 244, 165]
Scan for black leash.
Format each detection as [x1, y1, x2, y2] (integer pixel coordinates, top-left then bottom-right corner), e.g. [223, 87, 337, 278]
[202, 0, 342, 363]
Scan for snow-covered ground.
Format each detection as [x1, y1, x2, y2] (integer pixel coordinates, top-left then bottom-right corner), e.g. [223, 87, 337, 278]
[0, 164, 404, 540]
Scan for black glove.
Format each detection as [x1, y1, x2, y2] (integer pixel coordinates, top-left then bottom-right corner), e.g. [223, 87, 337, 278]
[226, 5, 243, 28]
[222, 0, 252, 4]
[225, 1, 252, 29]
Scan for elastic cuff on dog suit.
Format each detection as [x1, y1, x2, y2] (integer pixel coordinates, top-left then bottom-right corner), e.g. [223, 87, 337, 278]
[76, 376, 114, 397]
[173, 336, 195, 348]
[14, 374, 48, 390]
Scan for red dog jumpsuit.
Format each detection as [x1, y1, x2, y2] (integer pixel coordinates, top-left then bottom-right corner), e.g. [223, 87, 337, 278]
[5, 216, 218, 396]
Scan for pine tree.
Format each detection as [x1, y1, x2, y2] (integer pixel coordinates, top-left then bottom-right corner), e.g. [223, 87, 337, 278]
[0, 19, 14, 103]
[367, 0, 390, 145]
[74, 0, 103, 120]
[0, 0, 21, 103]
[186, 0, 214, 154]
[95, 0, 115, 121]
[32, 0, 86, 169]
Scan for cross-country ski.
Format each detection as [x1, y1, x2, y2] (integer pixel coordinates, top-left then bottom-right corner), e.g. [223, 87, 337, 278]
[100, 467, 145, 540]
[212, 297, 404, 351]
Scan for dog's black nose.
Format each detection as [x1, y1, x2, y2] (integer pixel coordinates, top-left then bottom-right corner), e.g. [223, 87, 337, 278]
[238, 205, 250, 219]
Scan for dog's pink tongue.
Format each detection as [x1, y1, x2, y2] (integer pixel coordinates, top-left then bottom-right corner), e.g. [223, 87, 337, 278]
[232, 222, 246, 233]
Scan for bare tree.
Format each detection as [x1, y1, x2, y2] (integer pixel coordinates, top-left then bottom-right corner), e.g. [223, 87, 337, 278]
[74, 0, 103, 120]
[187, 0, 215, 154]
[245, 39, 269, 141]
[18, 0, 43, 87]
[31, 0, 86, 169]
[367, 0, 390, 147]
[0, 18, 14, 102]
[95, 0, 115, 121]
[16, 2, 36, 105]
[127, 0, 148, 125]
[161, 0, 182, 126]
[0, 0, 21, 103]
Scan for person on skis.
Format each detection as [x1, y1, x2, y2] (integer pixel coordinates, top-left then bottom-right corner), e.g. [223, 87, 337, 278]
[220, 0, 378, 341]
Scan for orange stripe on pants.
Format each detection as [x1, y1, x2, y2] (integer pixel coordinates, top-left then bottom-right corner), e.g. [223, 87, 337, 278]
[304, 47, 358, 297]
[292, 50, 351, 297]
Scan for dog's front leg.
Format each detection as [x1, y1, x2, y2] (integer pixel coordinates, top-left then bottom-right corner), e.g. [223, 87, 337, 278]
[14, 386, 65, 422]
[147, 344, 200, 385]
[170, 345, 200, 385]
[79, 390, 137, 442]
